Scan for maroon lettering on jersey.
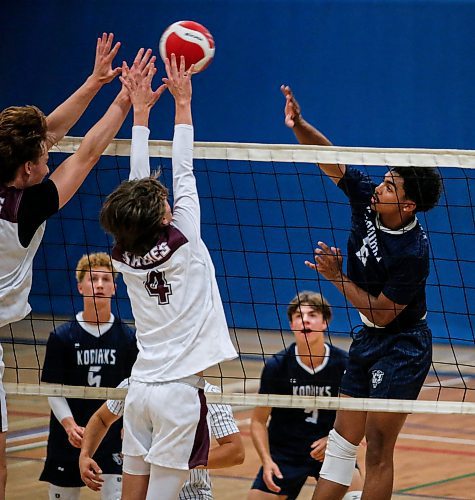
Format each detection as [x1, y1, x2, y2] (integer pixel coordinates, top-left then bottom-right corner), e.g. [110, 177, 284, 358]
[145, 269, 172, 304]
[112, 225, 188, 270]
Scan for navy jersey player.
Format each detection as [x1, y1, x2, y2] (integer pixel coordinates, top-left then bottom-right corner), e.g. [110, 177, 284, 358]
[0, 34, 132, 499]
[40, 252, 137, 500]
[99, 56, 236, 500]
[282, 86, 442, 500]
[249, 292, 363, 500]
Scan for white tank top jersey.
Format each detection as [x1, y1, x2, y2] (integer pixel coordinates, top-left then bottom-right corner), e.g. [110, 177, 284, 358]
[112, 125, 237, 382]
[0, 193, 45, 328]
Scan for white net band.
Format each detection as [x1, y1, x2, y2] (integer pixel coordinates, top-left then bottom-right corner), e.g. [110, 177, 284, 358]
[6, 383, 475, 415]
[54, 136, 475, 168]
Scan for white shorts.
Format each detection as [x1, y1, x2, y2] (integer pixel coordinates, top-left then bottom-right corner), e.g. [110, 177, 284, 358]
[0, 344, 7, 432]
[122, 376, 209, 470]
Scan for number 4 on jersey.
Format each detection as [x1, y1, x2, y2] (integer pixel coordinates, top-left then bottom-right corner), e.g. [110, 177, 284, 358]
[145, 270, 172, 304]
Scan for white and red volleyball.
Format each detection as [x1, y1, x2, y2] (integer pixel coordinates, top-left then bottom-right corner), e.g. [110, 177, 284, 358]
[159, 21, 215, 73]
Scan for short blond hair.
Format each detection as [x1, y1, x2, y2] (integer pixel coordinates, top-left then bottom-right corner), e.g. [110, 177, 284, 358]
[287, 291, 332, 323]
[75, 252, 117, 283]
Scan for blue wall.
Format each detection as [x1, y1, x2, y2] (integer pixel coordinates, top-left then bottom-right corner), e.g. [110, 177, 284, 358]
[2, 1, 474, 344]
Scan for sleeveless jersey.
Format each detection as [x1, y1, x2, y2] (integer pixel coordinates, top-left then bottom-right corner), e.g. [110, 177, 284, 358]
[0, 180, 58, 327]
[259, 343, 348, 460]
[338, 167, 430, 330]
[112, 125, 237, 382]
[41, 317, 137, 461]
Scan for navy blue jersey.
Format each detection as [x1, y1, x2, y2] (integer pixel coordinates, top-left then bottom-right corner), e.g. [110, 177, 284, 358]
[41, 318, 137, 461]
[338, 167, 430, 331]
[259, 343, 348, 460]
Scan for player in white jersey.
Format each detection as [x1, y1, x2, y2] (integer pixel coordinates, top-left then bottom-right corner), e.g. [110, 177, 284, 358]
[0, 35, 141, 499]
[99, 55, 237, 500]
[79, 379, 244, 499]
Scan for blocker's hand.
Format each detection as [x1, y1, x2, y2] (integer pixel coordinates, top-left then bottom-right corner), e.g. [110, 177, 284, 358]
[90, 33, 122, 85]
[163, 53, 194, 105]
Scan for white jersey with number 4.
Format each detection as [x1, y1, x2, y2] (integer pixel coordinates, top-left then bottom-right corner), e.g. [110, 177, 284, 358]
[112, 125, 237, 382]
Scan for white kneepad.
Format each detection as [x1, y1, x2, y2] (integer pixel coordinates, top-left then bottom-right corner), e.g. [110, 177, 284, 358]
[343, 492, 363, 500]
[101, 474, 123, 500]
[48, 485, 81, 500]
[319, 429, 358, 487]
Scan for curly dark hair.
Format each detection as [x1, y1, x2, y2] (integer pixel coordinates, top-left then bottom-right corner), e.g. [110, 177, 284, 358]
[391, 166, 442, 212]
[100, 177, 170, 256]
[0, 105, 48, 184]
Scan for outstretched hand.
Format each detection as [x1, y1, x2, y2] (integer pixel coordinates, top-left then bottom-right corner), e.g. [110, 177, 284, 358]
[281, 85, 302, 128]
[163, 54, 193, 106]
[120, 48, 167, 111]
[305, 241, 344, 282]
[90, 33, 122, 85]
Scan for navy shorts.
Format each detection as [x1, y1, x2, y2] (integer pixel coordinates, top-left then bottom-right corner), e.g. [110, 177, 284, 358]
[40, 452, 122, 487]
[251, 452, 322, 499]
[340, 320, 432, 400]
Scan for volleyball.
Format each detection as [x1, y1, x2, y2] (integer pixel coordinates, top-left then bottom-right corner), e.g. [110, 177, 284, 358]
[159, 21, 215, 73]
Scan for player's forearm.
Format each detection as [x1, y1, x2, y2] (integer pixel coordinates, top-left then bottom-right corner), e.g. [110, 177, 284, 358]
[46, 75, 105, 147]
[250, 421, 273, 465]
[80, 414, 109, 459]
[175, 101, 192, 126]
[133, 107, 152, 128]
[206, 439, 245, 468]
[292, 119, 346, 184]
[332, 274, 398, 326]
[50, 90, 130, 208]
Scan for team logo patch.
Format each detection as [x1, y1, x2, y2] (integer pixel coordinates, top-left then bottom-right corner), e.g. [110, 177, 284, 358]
[112, 452, 123, 466]
[371, 369, 384, 388]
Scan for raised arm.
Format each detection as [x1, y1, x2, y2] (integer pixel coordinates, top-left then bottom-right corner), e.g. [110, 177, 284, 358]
[119, 49, 167, 180]
[46, 33, 122, 148]
[281, 85, 346, 184]
[162, 55, 200, 237]
[49, 83, 130, 209]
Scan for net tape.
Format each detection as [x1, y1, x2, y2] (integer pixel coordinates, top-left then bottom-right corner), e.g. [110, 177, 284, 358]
[55, 136, 475, 168]
[6, 383, 475, 415]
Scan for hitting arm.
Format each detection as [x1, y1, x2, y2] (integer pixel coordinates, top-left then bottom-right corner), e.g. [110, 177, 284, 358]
[281, 85, 346, 184]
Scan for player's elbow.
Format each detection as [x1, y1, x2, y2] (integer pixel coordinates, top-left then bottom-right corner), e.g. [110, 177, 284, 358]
[371, 310, 399, 327]
[232, 441, 245, 465]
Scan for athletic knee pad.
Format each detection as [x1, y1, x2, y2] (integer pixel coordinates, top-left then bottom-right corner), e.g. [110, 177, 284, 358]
[343, 491, 363, 500]
[48, 484, 81, 500]
[101, 474, 122, 500]
[122, 454, 151, 476]
[319, 429, 358, 487]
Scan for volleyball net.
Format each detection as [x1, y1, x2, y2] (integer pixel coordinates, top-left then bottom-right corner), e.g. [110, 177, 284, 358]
[2, 137, 474, 414]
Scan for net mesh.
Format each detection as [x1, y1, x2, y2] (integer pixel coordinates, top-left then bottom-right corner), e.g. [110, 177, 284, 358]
[1, 137, 474, 414]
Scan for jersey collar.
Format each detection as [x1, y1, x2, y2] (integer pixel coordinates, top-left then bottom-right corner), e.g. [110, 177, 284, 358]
[375, 213, 418, 235]
[295, 343, 330, 374]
